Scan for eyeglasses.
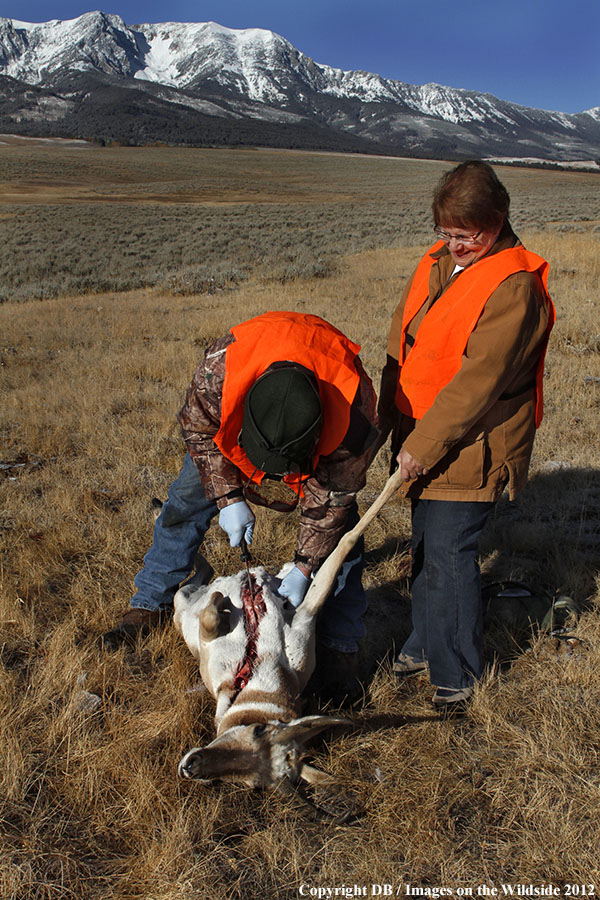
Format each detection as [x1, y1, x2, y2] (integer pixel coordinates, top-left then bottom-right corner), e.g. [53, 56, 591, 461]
[434, 226, 483, 246]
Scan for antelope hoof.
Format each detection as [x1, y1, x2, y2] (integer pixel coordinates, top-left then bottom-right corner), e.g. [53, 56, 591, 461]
[199, 591, 232, 641]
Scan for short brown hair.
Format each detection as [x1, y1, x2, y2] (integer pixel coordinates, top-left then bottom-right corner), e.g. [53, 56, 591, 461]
[432, 160, 510, 231]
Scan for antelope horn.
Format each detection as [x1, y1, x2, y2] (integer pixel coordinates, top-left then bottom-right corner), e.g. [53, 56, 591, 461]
[271, 715, 351, 746]
[275, 775, 354, 825]
[302, 466, 405, 615]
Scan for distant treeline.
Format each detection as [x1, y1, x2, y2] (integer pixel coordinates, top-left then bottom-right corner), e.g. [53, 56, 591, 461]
[490, 159, 600, 174]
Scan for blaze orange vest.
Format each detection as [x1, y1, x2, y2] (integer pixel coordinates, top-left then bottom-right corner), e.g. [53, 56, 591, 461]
[395, 241, 555, 426]
[214, 311, 361, 485]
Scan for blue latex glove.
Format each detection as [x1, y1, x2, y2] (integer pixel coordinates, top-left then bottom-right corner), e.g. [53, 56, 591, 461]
[278, 565, 310, 608]
[218, 501, 255, 547]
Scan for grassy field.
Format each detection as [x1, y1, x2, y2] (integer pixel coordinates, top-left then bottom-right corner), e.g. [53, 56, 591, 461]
[1, 143, 600, 899]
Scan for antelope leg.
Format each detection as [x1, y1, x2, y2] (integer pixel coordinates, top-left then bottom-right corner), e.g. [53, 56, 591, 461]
[302, 467, 405, 616]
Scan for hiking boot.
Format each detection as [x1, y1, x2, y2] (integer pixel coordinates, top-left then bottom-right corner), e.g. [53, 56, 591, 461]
[314, 645, 362, 709]
[393, 652, 429, 677]
[432, 686, 473, 717]
[99, 606, 173, 651]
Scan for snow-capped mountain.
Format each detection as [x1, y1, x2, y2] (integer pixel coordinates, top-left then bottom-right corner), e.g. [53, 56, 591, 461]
[1, 11, 599, 160]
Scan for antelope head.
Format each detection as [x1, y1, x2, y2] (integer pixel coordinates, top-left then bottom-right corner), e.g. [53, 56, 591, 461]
[178, 715, 352, 820]
[178, 714, 347, 787]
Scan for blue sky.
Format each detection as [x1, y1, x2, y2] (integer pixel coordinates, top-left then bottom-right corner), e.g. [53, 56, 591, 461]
[3, 0, 598, 114]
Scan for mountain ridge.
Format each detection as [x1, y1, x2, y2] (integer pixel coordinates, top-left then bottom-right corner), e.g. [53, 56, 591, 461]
[1, 12, 599, 160]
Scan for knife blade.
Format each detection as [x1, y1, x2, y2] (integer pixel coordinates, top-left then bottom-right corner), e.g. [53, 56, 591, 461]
[240, 536, 256, 603]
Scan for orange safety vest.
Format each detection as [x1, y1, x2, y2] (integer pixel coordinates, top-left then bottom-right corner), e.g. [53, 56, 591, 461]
[395, 241, 555, 426]
[214, 311, 361, 486]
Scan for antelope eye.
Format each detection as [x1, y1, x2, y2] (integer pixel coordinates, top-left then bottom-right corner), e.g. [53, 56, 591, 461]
[253, 724, 267, 738]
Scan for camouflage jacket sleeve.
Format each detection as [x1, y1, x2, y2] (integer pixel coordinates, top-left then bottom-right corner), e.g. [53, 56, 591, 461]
[177, 334, 244, 509]
[295, 357, 379, 570]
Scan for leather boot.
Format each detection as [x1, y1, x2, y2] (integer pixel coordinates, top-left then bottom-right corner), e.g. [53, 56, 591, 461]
[99, 606, 172, 651]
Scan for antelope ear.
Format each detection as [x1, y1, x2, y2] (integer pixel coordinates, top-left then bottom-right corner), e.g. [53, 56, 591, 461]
[272, 715, 351, 746]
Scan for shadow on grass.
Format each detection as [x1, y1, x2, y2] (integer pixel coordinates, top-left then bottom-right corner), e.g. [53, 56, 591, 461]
[357, 466, 599, 687]
[483, 465, 599, 600]
[351, 710, 440, 731]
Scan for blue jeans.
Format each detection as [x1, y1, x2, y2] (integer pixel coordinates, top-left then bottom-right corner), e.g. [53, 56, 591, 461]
[132, 453, 219, 611]
[316, 504, 367, 654]
[132, 453, 367, 653]
[401, 498, 494, 691]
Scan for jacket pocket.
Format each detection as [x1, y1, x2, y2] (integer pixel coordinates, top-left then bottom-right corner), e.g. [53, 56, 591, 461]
[429, 431, 487, 490]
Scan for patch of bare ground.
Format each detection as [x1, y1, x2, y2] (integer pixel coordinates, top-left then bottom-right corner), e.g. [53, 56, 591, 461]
[1, 149, 599, 897]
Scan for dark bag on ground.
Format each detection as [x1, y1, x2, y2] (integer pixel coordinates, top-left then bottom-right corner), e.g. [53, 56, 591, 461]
[482, 580, 579, 636]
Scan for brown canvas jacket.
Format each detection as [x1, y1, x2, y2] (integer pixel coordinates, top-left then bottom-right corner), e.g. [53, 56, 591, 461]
[178, 333, 378, 569]
[379, 224, 553, 502]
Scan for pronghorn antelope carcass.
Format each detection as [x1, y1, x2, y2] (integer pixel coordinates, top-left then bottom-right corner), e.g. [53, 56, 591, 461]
[174, 563, 350, 813]
[173, 466, 405, 813]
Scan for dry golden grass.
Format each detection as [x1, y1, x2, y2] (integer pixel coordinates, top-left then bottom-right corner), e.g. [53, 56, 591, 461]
[1, 148, 600, 898]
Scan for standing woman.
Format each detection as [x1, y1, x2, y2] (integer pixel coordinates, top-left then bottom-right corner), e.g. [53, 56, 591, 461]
[378, 161, 555, 714]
